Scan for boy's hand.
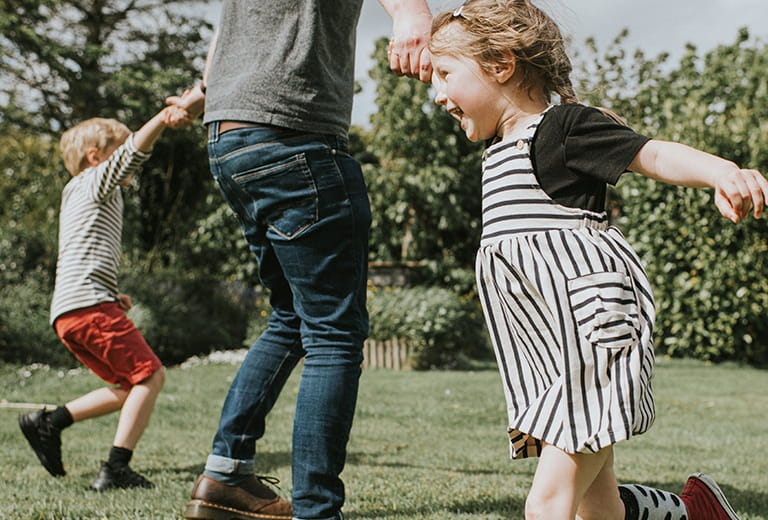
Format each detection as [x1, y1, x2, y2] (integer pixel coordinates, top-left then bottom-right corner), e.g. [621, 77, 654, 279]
[117, 293, 132, 311]
[166, 85, 206, 121]
[163, 105, 194, 129]
[714, 168, 768, 223]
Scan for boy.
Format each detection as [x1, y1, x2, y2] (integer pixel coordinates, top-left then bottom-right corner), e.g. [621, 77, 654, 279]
[19, 105, 190, 490]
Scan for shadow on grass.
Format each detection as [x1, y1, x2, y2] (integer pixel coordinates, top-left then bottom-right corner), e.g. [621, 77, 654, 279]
[160, 460, 767, 519]
[351, 479, 768, 519]
[346, 452, 501, 475]
[353, 496, 524, 518]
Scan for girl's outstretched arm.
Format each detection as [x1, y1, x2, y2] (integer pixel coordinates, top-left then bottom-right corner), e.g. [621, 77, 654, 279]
[629, 140, 768, 223]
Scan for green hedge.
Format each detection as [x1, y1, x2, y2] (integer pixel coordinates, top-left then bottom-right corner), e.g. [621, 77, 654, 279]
[0, 277, 70, 366]
[0, 225, 67, 366]
[0, 270, 255, 368]
[121, 270, 253, 365]
[614, 177, 768, 365]
[1, 260, 495, 370]
[575, 30, 768, 365]
[367, 285, 491, 369]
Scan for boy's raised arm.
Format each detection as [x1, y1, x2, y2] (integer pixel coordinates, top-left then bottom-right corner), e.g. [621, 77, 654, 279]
[133, 106, 191, 153]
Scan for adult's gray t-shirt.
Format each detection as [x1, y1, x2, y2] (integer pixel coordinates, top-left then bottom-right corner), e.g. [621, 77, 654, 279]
[203, 0, 364, 136]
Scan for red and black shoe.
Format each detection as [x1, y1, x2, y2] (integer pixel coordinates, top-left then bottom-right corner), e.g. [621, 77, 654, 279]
[680, 473, 740, 520]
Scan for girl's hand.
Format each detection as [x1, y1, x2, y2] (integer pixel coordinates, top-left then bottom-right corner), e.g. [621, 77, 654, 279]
[714, 168, 768, 223]
[117, 293, 132, 311]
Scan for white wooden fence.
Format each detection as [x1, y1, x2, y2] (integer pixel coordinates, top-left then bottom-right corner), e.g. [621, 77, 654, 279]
[362, 338, 412, 370]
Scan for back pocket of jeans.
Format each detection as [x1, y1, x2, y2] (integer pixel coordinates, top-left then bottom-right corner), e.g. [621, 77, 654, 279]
[232, 153, 318, 240]
[567, 271, 639, 350]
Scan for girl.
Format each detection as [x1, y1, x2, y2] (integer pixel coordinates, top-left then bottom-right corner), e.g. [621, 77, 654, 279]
[428, 1, 767, 519]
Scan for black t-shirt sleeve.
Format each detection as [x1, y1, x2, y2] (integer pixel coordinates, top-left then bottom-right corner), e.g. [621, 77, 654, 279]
[561, 104, 651, 185]
[530, 103, 652, 213]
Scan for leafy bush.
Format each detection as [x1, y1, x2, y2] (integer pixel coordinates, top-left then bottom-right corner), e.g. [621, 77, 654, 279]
[0, 263, 262, 368]
[360, 38, 483, 271]
[0, 222, 66, 366]
[0, 276, 72, 367]
[122, 269, 253, 365]
[367, 285, 491, 370]
[577, 29, 768, 364]
[615, 176, 768, 364]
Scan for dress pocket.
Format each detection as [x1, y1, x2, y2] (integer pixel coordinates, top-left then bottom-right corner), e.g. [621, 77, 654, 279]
[567, 271, 640, 350]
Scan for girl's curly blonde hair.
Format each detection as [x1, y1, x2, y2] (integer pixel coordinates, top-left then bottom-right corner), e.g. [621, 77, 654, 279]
[429, 0, 577, 105]
[59, 117, 130, 175]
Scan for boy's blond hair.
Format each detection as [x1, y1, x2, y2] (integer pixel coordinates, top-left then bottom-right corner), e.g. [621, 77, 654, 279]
[59, 117, 131, 175]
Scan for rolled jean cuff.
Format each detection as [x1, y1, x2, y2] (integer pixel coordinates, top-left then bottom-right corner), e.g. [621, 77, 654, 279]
[205, 454, 254, 476]
[294, 514, 343, 520]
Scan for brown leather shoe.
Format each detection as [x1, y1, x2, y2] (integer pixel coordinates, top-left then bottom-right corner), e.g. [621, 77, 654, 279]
[184, 474, 293, 520]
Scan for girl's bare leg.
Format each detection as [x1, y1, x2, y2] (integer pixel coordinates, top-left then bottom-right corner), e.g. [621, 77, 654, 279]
[576, 446, 625, 520]
[525, 443, 623, 520]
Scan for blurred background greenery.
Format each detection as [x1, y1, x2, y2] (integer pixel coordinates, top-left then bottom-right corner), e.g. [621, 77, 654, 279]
[1, 2, 766, 368]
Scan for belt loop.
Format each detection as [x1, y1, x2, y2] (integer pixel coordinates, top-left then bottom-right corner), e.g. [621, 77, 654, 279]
[208, 121, 220, 144]
[336, 134, 348, 153]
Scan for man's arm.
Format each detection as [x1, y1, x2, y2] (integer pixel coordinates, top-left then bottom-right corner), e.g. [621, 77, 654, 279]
[164, 31, 216, 121]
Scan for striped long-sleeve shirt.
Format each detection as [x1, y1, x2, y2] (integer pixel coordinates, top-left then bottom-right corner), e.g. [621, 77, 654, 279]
[50, 135, 150, 324]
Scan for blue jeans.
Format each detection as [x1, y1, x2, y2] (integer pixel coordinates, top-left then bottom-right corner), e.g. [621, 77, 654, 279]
[204, 122, 370, 520]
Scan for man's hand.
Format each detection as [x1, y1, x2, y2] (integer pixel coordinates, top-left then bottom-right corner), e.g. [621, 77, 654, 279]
[165, 84, 206, 125]
[162, 105, 195, 129]
[383, 2, 433, 83]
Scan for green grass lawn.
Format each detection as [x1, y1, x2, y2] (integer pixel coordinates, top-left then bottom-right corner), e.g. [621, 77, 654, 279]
[1, 357, 766, 519]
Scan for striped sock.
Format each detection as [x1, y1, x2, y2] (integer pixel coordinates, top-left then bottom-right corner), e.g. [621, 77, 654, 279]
[619, 484, 688, 520]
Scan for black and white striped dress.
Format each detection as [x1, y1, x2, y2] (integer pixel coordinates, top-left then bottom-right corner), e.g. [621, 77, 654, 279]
[476, 110, 656, 459]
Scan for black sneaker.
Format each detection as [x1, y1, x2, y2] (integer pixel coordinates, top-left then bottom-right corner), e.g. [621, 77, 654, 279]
[18, 409, 66, 477]
[91, 461, 154, 491]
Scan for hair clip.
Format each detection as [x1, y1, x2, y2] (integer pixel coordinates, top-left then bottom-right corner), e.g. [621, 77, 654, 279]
[453, 4, 465, 18]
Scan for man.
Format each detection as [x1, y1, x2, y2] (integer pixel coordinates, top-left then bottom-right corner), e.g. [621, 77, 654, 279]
[168, 2, 432, 519]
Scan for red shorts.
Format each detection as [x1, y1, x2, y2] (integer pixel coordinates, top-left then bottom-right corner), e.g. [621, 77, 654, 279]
[54, 302, 162, 390]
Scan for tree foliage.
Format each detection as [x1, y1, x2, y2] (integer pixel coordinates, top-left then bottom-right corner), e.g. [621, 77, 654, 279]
[576, 29, 768, 363]
[0, 0, 226, 365]
[0, 0, 214, 263]
[0, 0, 209, 132]
[358, 38, 484, 291]
[3, 14, 767, 365]
[0, 134, 68, 364]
